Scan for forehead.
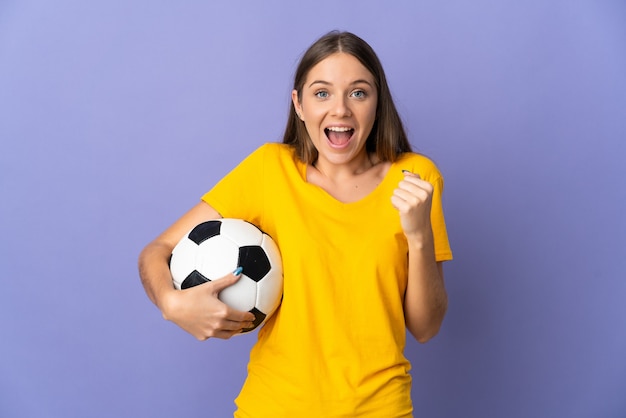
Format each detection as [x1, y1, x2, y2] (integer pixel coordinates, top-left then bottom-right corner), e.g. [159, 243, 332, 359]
[304, 53, 375, 86]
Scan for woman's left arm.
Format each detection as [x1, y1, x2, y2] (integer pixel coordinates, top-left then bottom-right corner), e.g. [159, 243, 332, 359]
[392, 171, 448, 343]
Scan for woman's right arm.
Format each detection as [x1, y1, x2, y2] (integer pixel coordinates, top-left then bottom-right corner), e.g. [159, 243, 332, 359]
[138, 201, 256, 340]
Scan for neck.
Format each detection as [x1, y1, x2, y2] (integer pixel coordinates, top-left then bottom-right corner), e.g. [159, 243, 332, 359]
[313, 153, 376, 181]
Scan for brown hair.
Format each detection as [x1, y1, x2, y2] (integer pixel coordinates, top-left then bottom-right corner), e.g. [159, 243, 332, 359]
[282, 31, 412, 163]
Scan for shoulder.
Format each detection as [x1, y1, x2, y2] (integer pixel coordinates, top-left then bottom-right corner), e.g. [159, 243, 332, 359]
[236, 143, 293, 166]
[244, 143, 301, 177]
[253, 142, 297, 161]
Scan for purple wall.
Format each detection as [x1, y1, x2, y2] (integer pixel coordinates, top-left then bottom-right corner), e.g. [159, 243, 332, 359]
[1, 1, 625, 417]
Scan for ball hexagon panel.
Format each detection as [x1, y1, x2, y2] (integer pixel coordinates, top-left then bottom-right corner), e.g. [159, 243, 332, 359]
[220, 219, 263, 247]
[219, 275, 257, 312]
[256, 269, 283, 313]
[260, 234, 282, 270]
[195, 235, 240, 280]
[170, 237, 202, 285]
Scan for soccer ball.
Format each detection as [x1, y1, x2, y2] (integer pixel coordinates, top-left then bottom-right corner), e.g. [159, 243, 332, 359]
[169, 218, 283, 333]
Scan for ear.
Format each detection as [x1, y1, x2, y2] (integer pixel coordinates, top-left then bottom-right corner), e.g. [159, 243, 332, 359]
[291, 89, 304, 121]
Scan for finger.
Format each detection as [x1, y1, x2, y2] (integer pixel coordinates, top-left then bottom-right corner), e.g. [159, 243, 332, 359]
[210, 314, 255, 339]
[402, 169, 421, 179]
[393, 185, 430, 205]
[400, 175, 432, 192]
[206, 329, 239, 340]
[390, 194, 408, 211]
[225, 306, 256, 323]
[212, 324, 254, 340]
[209, 267, 244, 293]
[220, 316, 255, 331]
[397, 179, 433, 199]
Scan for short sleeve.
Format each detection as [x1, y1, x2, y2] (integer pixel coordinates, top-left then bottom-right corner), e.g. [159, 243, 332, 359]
[429, 173, 453, 261]
[201, 144, 267, 226]
[402, 154, 453, 262]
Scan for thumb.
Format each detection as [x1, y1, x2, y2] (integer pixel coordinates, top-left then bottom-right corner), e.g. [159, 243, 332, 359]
[209, 267, 243, 293]
[402, 169, 421, 179]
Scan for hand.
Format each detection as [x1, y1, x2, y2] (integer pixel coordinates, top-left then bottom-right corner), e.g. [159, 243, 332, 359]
[391, 170, 434, 238]
[160, 270, 256, 340]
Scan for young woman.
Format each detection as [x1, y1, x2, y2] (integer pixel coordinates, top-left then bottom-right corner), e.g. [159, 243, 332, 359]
[139, 31, 452, 417]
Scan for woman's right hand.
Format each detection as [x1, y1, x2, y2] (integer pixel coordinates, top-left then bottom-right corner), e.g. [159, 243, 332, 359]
[138, 201, 256, 340]
[160, 270, 256, 340]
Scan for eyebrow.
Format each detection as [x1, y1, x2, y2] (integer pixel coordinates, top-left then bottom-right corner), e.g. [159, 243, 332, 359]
[307, 79, 374, 88]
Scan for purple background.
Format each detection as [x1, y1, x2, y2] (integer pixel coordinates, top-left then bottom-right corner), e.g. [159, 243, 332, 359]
[1, 1, 625, 417]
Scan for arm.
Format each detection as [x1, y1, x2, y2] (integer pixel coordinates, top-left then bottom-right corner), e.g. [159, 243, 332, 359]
[391, 171, 448, 343]
[138, 201, 256, 340]
[404, 243, 447, 343]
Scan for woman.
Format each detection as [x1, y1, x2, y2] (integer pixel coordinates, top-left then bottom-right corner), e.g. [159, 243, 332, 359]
[139, 31, 452, 417]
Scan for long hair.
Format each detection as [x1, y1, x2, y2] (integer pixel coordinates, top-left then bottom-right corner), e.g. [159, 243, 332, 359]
[282, 31, 412, 163]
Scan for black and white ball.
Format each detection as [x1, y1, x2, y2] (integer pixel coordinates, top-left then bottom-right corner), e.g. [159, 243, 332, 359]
[169, 218, 283, 333]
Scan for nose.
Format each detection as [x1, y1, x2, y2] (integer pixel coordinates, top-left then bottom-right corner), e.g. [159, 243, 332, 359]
[332, 96, 352, 117]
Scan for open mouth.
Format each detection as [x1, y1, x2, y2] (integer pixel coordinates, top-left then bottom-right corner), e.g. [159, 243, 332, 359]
[324, 126, 354, 147]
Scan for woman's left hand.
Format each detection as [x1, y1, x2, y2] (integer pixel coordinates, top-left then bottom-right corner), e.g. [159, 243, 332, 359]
[391, 171, 434, 238]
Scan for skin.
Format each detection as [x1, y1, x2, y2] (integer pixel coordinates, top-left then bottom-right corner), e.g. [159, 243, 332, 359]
[138, 202, 255, 340]
[292, 52, 447, 342]
[293, 52, 379, 195]
[138, 52, 447, 342]
[392, 172, 448, 343]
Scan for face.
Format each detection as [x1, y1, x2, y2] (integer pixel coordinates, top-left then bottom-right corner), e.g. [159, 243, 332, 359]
[292, 53, 378, 169]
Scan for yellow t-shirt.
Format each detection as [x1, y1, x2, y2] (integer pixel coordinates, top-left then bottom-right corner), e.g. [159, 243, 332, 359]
[202, 143, 452, 418]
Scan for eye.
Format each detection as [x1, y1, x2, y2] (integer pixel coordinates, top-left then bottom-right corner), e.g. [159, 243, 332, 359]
[351, 90, 367, 99]
[315, 90, 329, 99]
